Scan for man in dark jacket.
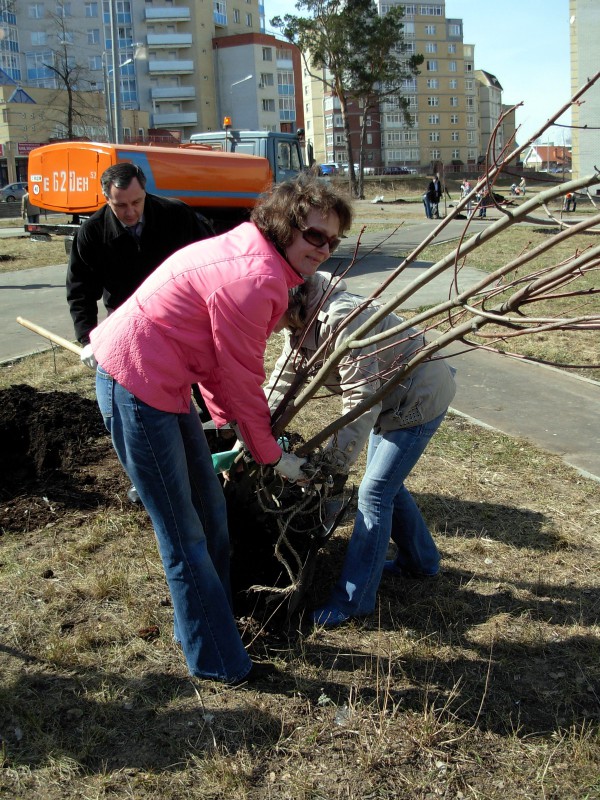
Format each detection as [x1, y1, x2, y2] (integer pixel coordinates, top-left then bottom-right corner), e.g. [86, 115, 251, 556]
[67, 162, 213, 503]
[67, 162, 213, 355]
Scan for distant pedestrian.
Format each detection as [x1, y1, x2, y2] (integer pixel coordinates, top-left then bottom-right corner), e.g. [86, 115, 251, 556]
[423, 175, 441, 219]
[21, 189, 41, 224]
[563, 192, 576, 212]
[460, 178, 472, 214]
[476, 188, 489, 218]
[518, 177, 527, 196]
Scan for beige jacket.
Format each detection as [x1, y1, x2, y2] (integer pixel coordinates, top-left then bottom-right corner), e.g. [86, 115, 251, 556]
[266, 273, 456, 468]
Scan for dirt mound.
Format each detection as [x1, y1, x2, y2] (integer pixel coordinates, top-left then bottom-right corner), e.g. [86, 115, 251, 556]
[0, 385, 128, 533]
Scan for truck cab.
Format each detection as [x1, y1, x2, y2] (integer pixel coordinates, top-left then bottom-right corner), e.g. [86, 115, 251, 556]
[189, 130, 304, 184]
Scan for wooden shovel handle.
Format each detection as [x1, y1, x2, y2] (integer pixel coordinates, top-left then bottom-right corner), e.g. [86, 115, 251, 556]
[16, 316, 82, 355]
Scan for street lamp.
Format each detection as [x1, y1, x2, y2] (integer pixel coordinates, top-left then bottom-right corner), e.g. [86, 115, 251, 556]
[102, 44, 145, 144]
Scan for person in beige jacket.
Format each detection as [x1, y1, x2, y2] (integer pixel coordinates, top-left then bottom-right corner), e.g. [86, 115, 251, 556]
[21, 189, 41, 223]
[266, 272, 456, 627]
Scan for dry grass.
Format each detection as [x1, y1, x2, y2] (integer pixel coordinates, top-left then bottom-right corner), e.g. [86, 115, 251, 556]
[415, 226, 600, 381]
[1, 345, 599, 800]
[0, 214, 69, 273]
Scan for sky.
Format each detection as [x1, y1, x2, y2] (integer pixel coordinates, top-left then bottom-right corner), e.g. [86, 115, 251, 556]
[263, 0, 572, 145]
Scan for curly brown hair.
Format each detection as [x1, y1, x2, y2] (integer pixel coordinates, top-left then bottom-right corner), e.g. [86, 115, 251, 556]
[250, 173, 353, 251]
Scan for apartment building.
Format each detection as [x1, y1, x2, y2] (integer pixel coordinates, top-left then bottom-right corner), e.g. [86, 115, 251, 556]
[302, 2, 512, 174]
[569, 0, 600, 187]
[0, 0, 302, 142]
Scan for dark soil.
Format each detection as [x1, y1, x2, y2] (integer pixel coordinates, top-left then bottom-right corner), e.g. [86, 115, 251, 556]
[0, 385, 329, 620]
[0, 385, 128, 534]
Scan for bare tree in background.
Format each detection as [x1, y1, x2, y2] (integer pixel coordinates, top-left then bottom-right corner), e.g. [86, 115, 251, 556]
[40, 9, 105, 140]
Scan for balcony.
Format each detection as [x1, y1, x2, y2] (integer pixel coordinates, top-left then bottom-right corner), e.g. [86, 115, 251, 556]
[152, 112, 198, 127]
[148, 60, 195, 75]
[151, 86, 196, 101]
[147, 34, 193, 49]
[145, 7, 190, 22]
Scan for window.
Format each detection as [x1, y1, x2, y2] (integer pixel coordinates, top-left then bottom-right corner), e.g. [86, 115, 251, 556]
[28, 3, 44, 18]
[58, 31, 74, 44]
[403, 21, 415, 35]
[449, 61, 457, 72]
[451, 131, 459, 141]
[31, 31, 47, 45]
[55, 2, 71, 16]
[448, 43, 456, 53]
[279, 97, 295, 121]
[262, 98, 275, 112]
[233, 8, 240, 22]
[449, 23, 461, 36]
[429, 131, 440, 142]
[467, 114, 475, 127]
[428, 113, 440, 125]
[245, 12, 252, 25]
[278, 71, 294, 95]
[427, 96, 439, 106]
[277, 47, 292, 60]
[425, 42, 437, 53]
[420, 6, 442, 15]
[467, 130, 476, 143]
[449, 79, 458, 89]
[465, 79, 474, 91]
[260, 72, 274, 87]
[450, 96, 458, 107]
[87, 29, 100, 44]
[426, 60, 438, 71]
[262, 47, 272, 61]
[26, 50, 55, 86]
[424, 24, 436, 34]
[466, 97, 475, 109]
[85, 2, 98, 16]
[426, 79, 439, 89]
[430, 149, 441, 159]
[450, 113, 458, 124]
[366, 133, 372, 144]
[88, 55, 102, 70]
[387, 131, 418, 144]
[452, 149, 460, 159]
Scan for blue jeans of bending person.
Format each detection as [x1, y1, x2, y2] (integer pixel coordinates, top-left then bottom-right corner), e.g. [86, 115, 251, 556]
[326, 411, 446, 618]
[96, 367, 252, 683]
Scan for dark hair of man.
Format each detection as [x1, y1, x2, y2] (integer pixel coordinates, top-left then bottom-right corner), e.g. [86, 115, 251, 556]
[101, 163, 147, 196]
[251, 173, 353, 253]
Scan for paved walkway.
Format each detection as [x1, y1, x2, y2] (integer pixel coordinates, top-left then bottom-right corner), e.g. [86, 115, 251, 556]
[1, 206, 599, 481]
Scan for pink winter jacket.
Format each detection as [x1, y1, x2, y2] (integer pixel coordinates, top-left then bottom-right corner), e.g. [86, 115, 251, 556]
[90, 222, 303, 464]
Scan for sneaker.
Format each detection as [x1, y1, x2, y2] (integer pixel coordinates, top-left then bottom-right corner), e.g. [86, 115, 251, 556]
[383, 560, 440, 580]
[312, 606, 351, 628]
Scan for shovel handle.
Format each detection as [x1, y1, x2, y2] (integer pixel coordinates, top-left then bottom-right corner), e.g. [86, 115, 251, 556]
[16, 316, 82, 356]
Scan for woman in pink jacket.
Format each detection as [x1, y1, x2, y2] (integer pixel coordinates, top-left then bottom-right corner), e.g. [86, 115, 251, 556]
[89, 175, 352, 685]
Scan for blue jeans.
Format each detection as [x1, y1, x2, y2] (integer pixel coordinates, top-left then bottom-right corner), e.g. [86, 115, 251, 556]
[327, 412, 446, 617]
[422, 195, 432, 218]
[96, 367, 252, 683]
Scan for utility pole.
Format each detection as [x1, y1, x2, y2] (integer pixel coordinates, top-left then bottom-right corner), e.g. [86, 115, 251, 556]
[108, 0, 122, 144]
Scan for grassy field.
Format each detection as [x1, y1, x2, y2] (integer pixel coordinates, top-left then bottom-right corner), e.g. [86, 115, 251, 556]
[0, 339, 599, 800]
[1, 183, 598, 798]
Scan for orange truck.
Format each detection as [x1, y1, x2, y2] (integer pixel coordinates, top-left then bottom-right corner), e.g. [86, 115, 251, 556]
[26, 131, 304, 248]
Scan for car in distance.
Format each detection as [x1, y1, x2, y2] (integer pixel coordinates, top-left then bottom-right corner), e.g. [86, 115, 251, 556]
[319, 163, 339, 176]
[0, 181, 28, 202]
[382, 166, 411, 175]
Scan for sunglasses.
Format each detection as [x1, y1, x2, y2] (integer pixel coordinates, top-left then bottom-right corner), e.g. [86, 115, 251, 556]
[298, 226, 342, 253]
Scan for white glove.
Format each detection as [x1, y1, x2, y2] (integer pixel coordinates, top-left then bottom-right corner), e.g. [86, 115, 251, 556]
[80, 343, 97, 369]
[273, 451, 308, 482]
